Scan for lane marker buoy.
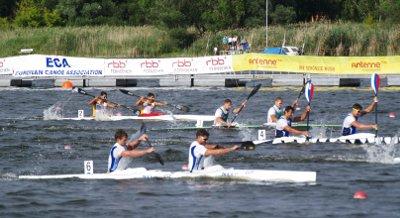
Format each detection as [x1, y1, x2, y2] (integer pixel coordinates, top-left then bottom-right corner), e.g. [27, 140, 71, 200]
[353, 190, 367, 199]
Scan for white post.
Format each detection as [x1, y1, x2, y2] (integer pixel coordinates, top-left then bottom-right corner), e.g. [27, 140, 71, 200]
[265, 0, 268, 48]
[258, 129, 267, 141]
[84, 160, 94, 175]
[78, 110, 84, 119]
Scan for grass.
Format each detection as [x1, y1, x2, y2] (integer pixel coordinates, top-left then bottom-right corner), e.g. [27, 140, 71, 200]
[0, 22, 399, 58]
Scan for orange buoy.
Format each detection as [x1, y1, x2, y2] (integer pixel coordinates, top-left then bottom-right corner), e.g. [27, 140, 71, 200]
[62, 80, 74, 89]
[353, 190, 368, 199]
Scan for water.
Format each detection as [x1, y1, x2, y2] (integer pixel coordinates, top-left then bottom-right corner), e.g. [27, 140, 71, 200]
[1, 87, 400, 217]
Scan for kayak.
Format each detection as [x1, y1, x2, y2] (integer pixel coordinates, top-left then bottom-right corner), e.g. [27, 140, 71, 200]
[150, 123, 341, 131]
[19, 165, 316, 184]
[253, 133, 400, 145]
[54, 114, 215, 122]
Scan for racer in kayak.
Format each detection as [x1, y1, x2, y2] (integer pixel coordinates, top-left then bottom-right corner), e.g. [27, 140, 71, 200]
[188, 129, 239, 172]
[214, 99, 245, 127]
[88, 91, 118, 117]
[107, 129, 155, 173]
[267, 97, 299, 123]
[135, 93, 166, 116]
[341, 97, 378, 136]
[275, 105, 310, 138]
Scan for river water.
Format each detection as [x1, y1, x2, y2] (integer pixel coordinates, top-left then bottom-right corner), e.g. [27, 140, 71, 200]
[0, 87, 399, 217]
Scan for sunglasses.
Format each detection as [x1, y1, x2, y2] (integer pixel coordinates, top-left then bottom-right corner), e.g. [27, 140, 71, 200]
[353, 109, 361, 113]
[201, 136, 208, 141]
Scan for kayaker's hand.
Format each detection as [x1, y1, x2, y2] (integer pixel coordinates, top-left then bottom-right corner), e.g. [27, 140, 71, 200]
[231, 145, 240, 151]
[305, 105, 311, 112]
[139, 134, 148, 142]
[372, 124, 378, 130]
[303, 131, 310, 137]
[373, 96, 378, 103]
[292, 99, 299, 108]
[146, 147, 155, 154]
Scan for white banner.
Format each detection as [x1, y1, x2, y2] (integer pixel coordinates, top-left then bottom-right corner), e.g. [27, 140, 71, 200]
[12, 55, 104, 77]
[0, 57, 14, 75]
[10, 54, 233, 77]
[103, 55, 233, 76]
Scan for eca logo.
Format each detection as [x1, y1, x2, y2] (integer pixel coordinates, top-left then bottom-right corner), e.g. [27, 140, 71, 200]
[46, 57, 71, 68]
[206, 57, 225, 66]
[172, 59, 192, 68]
[108, 60, 126, 68]
[140, 60, 159, 68]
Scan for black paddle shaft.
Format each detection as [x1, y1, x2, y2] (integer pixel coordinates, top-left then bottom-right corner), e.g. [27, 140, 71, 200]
[119, 89, 190, 112]
[74, 87, 138, 113]
[230, 84, 262, 123]
[139, 123, 164, 165]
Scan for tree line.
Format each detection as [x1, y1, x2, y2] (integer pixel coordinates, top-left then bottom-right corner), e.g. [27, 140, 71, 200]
[1, 0, 399, 31]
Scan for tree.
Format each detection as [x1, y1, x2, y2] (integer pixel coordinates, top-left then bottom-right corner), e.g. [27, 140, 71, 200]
[14, 0, 61, 27]
[270, 4, 296, 24]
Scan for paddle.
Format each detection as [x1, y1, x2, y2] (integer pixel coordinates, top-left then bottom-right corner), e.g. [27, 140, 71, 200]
[371, 73, 380, 137]
[240, 141, 257, 150]
[304, 79, 314, 135]
[119, 89, 190, 112]
[230, 84, 262, 123]
[296, 75, 306, 101]
[73, 87, 139, 114]
[139, 123, 164, 165]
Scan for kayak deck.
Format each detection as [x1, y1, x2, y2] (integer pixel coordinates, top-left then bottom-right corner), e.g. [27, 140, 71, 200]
[54, 114, 215, 122]
[19, 166, 316, 184]
[254, 133, 400, 145]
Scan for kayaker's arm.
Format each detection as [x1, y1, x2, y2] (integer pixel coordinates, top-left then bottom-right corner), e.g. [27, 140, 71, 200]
[205, 144, 225, 149]
[121, 147, 154, 158]
[88, 97, 99, 105]
[204, 145, 239, 157]
[351, 121, 378, 130]
[362, 97, 378, 114]
[233, 101, 246, 114]
[269, 114, 278, 123]
[127, 134, 148, 149]
[135, 97, 145, 106]
[283, 125, 309, 137]
[293, 105, 310, 122]
[153, 101, 166, 106]
[215, 117, 230, 126]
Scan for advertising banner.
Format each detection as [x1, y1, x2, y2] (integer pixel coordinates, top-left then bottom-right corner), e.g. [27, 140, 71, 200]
[232, 53, 400, 75]
[0, 57, 15, 75]
[8, 53, 400, 78]
[12, 55, 104, 77]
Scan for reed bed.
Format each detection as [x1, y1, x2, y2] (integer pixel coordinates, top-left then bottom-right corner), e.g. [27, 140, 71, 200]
[0, 22, 399, 57]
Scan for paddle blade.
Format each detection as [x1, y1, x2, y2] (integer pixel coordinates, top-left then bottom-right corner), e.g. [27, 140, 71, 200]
[174, 104, 190, 112]
[152, 152, 164, 165]
[247, 84, 262, 100]
[305, 81, 314, 103]
[241, 141, 256, 150]
[371, 73, 380, 96]
[74, 87, 86, 95]
[119, 89, 137, 97]
[140, 122, 147, 134]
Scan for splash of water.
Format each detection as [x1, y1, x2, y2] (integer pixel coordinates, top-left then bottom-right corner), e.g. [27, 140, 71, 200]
[361, 135, 400, 164]
[239, 127, 253, 141]
[43, 95, 72, 120]
[43, 103, 64, 120]
[95, 107, 114, 121]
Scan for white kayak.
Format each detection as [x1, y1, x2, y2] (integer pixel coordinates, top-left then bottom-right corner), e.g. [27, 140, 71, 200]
[55, 114, 215, 122]
[254, 133, 400, 145]
[19, 165, 316, 183]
